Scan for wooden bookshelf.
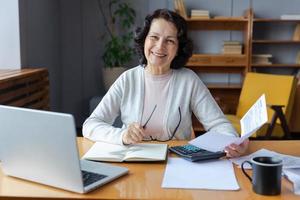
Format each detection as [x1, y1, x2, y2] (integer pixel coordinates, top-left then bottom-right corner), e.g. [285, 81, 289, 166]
[249, 16, 300, 133]
[173, 2, 300, 132]
[177, 9, 253, 132]
[180, 8, 252, 126]
[184, 9, 252, 71]
[173, 3, 300, 76]
[251, 17, 300, 71]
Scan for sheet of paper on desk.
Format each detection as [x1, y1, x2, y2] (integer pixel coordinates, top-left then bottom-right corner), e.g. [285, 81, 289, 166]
[161, 158, 240, 190]
[283, 168, 300, 195]
[189, 94, 268, 152]
[230, 148, 300, 169]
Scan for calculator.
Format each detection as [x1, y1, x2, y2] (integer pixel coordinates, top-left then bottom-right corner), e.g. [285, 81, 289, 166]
[169, 144, 226, 162]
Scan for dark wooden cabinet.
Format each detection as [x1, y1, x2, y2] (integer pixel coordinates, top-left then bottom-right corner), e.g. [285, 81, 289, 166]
[0, 68, 50, 110]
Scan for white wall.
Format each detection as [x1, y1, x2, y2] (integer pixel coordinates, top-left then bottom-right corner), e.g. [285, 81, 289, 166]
[0, 0, 20, 69]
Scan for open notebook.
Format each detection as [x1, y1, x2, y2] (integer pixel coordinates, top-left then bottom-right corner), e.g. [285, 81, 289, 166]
[82, 142, 168, 162]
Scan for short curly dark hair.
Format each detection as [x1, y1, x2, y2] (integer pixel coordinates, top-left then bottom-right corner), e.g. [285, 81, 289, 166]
[134, 9, 193, 69]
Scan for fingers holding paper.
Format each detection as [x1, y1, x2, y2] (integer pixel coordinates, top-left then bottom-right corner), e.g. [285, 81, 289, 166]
[225, 139, 249, 158]
[122, 122, 146, 145]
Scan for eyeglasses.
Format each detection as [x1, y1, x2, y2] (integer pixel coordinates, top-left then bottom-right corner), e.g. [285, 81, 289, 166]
[142, 106, 181, 142]
[142, 105, 157, 129]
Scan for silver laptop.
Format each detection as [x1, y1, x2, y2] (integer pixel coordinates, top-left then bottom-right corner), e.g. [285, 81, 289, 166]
[0, 105, 128, 193]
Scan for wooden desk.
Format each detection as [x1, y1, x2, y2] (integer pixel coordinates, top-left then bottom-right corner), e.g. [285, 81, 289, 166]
[0, 138, 299, 200]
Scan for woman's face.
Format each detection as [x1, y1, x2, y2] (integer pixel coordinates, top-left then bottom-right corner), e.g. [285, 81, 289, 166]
[144, 18, 178, 70]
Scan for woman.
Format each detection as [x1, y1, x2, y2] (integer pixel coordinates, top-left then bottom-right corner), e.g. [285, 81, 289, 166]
[83, 9, 248, 157]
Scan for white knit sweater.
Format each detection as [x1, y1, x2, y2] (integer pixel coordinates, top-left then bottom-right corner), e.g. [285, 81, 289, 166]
[82, 65, 237, 145]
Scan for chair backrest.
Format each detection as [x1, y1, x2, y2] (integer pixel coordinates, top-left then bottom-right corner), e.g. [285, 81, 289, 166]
[236, 72, 297, 126]
[290, 76, 300, 132]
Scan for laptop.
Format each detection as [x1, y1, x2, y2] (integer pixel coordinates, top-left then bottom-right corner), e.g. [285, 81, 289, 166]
[0, 105, 128, 193]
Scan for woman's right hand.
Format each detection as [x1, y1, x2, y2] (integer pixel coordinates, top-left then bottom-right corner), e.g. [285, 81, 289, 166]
[122, 122, 145, 145]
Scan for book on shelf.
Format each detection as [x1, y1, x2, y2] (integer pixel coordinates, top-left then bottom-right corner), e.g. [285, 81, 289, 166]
[296, 52, 300, 64]
[173, 0, 180, 15]
[190, 9, 210, 19]
[174, 0, 187, 19]
[252, 54, 273, 58]
[82, 141, 168, 162]
[222, 41, 242, 54]
[280, 14, 300, 20]
[222, 50, 242, 54]
[223, 46, 242, 50]
[222, 47, 242, 54]
[223, 40, 241, 45]
[293, 23, 300, 41]
[252, 54, 273, 64]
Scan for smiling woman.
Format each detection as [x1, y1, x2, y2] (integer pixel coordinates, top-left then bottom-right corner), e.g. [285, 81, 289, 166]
[134, 9, 192, 70]
[83, 9, 248, 158]
[143, 18, 179, 75]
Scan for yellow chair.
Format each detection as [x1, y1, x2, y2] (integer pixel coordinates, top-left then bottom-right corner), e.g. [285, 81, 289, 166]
[226, 72, 297, 138]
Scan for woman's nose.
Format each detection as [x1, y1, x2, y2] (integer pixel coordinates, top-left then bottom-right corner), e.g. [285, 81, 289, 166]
[156, 38, 165, 49]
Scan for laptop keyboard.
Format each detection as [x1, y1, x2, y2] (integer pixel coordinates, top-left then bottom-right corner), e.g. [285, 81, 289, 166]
[82, 170, 107, 187]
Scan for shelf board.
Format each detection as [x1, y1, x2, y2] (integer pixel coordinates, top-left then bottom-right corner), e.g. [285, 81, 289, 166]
[252, 40, 300, 44]
[186, 54, 247, 67]
[186, 18, 248, 30]
[187, 18, 248, 22]
[251, 63, 300, 68]
[253, 18, 300, 22]
[186, 66, 246, 73]
[189, 54, 246, 57]
[205, 82, 242, 89]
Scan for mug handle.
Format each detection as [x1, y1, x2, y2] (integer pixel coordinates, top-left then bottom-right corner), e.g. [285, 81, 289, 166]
[241, 161, 252, 182]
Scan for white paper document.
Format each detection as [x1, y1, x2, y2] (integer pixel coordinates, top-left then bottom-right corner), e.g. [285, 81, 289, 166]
[161, 158, 240, 190]
[189, 131, 237, 152]
[240, 94, 268, 137]
[189, 94, 268, 152]
[283, 168, 300, 195]
[230, 148, 300, 169]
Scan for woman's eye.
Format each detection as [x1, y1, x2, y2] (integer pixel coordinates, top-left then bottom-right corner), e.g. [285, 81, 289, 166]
[149, 35, 158, 40]
[167, 40, 175, 44]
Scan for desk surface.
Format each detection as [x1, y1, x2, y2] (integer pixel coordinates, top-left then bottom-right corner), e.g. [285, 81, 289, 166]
[0, 138, 299, 200]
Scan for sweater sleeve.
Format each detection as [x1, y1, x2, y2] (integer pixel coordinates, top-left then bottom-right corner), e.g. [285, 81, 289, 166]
[82, 73, 127, 145]
[190, 73, 238, 137]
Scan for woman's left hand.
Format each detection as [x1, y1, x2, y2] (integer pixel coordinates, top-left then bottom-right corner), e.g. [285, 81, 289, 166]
[224, 139, 249, 158]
